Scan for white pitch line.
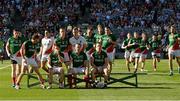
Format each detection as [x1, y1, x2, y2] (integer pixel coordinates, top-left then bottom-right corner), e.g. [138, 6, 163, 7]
[0, 65, 11, 70]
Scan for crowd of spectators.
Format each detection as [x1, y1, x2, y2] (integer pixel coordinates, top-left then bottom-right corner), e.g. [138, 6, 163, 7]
[0, 0, 180, 41]
[90, 0, 180, 30]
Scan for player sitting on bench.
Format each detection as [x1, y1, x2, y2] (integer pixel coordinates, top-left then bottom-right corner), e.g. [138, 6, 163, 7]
[68, 44, 89, 88]
[47, 45, 65, 89]
[91, 42, 109, 87]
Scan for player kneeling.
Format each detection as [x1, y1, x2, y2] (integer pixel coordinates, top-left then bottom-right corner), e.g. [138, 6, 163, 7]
[91, 42, 108, 88]
[47, 46, 65, 89]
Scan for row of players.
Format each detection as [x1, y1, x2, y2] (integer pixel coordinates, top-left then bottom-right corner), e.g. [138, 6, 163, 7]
[5, 25, 180, 89]
[121, 25, 180, 75]
[6, 25, 116, 89]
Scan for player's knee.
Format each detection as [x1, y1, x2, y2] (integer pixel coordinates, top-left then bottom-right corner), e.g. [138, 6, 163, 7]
[104, 68, 108, 75]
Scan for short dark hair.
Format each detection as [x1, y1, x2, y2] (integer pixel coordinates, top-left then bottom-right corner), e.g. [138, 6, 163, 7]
[59, 27, 65, 30]
[32, 34, 39, 40]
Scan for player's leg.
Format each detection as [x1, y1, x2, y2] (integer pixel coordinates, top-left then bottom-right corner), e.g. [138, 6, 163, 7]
[107, 52, 113, 79]
[41, 61, 48, 73]
[103, 67, 108, 83]
[126, 58, 130, 72]
[168, 50, 174, 76]
[47, 68, 53, 89]
[153, 57, 157, 71]
[11, 60, 17, 87]
[140, 54, 147, 71]
[71, 73, 77, 88]
[16, 64, 21, 77]
[175, 57, 180, 74]
[58, 68, 65, 88]
[125, 51, 130, 72]
[155, 53, 161, 71]
[134, 57, 139, 73]
[91, 68, 97, 82]
[175, 50, 180, 73]
[63, 52, 71, 70]
[134, 53, 140, 73]
[15, 62, 28, 89]
[151, 52, 156, 71]
[11, 64, 17, 87]
[130, 51, 135, 65]
[157, 57, 160, 62]
[81, 67, 90, 88]
[31, 58, 45, 89]
[67, 68, 75, 88]
[108, 61, 112, 76]
[33, 67, 45, 89]
[41, 55, 49, 73]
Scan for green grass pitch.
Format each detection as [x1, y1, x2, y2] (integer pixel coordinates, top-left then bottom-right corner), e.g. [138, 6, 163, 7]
[0, 59, 180, 100]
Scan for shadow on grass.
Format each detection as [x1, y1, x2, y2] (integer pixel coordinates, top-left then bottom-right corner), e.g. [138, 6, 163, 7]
[139, 82, 180, 86]
[27, 85, 172, 90]
[103, 86, 172, 89]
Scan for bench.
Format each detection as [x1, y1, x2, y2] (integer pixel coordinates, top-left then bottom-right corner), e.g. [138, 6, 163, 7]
[107, 72, 147, 88]
[26, 72, 147, 88]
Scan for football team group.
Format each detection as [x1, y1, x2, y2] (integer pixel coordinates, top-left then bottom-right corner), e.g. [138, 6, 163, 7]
[2, 24, 180, 89]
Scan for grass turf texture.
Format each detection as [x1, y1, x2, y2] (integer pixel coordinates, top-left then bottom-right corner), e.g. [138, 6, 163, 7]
[0, 59, 180, 100]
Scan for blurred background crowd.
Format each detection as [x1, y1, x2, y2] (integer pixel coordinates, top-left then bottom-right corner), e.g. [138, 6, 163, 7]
[0, 0, 180, 58]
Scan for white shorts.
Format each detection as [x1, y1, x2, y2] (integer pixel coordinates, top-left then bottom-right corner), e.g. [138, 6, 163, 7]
[130, 51, 140, 58]
[140, 54, 147, 59]
[50, 66, 63, 74]
[151, 52, 160, 58]
[41, 54, 49, 62]
[106, 49, 115, 62]
[23, 57, 38, 68]
[94, 66, 105, 73]
[124, 51, 130, 59]
[11, 55, 22, 65]
[130, 50, 135, 59]
[62, 52, 70, 62]
[168, 49, 180, 57]
[70, 67, 85, 74]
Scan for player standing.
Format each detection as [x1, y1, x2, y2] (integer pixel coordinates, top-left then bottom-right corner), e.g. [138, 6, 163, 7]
[167, 26, 180, 76]
[84, 27, 96, 61]
[149, 34, 162, 71]
[128, 32, 141, 73]
[6, 29, 23, 87]
[69, 27, 87, 52]
[121, 33, 132, 72]
[139, 32, 149, 71]
[102, 27, 116, 76]
[55, 28, 71, 69]
[94, 24, 104, 43]
[41, 30, 54, 73]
